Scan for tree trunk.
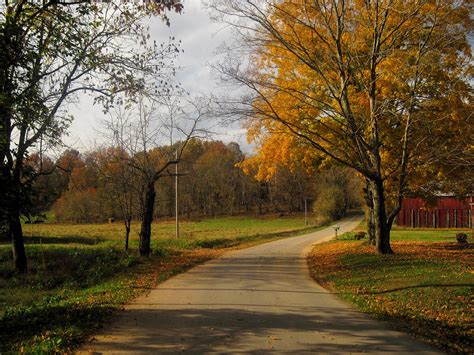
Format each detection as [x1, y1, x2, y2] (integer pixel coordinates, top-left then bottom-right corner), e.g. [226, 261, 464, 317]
[370, 179, 393, 254]
[367, 206, 376, 246]
[10, 211, 27, 273]
[363, 182, 376, 245]
[124, 218, 131, 251]
[139, 181, 155, 256]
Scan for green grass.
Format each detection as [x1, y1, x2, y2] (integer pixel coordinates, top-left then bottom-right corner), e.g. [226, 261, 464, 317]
[390, 228, 472, 242]
[310, 228, 474, 354]
[0, 215, 318, 352]
[337, 228, 471, 243]
[17, 215, 312, 246]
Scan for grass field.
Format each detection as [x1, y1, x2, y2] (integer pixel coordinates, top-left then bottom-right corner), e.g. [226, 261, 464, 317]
[18, 216, 316, 248]
[308, 229, 474, 354]
[0, 215, 316, 352]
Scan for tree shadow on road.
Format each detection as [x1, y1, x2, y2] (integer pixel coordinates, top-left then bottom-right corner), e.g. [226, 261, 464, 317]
[85, 305, 439, 354]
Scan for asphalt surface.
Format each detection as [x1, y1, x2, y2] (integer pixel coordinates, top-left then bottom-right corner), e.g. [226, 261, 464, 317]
[83, 215, 440, 354]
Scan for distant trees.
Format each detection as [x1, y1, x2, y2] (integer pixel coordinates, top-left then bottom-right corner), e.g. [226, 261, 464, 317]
[54, 150, 107, 223]
[42, 139, 361, 229]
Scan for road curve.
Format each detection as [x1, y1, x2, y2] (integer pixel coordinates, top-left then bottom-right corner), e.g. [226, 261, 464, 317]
[84, 215, 439, 354]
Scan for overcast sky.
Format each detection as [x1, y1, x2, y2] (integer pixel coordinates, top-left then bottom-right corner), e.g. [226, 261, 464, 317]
[65, 0, 251, 152]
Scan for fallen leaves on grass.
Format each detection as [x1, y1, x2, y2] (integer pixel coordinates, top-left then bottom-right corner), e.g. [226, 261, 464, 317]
[308, 240, 474, 354]
[1, 248, 225, 353]
[307, 241, 358, 288]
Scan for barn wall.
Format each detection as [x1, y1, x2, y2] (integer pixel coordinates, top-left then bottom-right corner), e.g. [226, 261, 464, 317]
[397, 197, 472, 228]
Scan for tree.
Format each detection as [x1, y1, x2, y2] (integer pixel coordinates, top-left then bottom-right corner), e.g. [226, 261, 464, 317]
[54, 149, 85, 193]
[0, 0, 183, 272]
[101, 109, 146, 251]
[211, 0, 473, 254]
[23, 153, 60, 220]
[106, 96, 207, 256]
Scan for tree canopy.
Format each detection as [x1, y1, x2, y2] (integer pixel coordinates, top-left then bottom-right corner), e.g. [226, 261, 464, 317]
[212, 0, 473, 253]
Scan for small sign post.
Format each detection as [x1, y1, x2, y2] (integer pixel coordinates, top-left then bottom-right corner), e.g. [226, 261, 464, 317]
[333, 225, 340, 239]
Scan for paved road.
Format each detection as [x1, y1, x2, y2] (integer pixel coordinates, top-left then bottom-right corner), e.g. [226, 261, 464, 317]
[84, 215, 439, 354]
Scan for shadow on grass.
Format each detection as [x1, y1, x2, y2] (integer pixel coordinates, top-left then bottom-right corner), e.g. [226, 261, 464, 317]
[365, 283, 474, 295]
[429, 243, 474, 251]
[0, 247, 137, 289]
[0, 302, 116, 352]
[24, 235, 105, 245]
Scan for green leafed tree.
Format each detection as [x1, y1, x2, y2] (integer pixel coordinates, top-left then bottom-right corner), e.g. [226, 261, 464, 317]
[0, 0, 183, 272]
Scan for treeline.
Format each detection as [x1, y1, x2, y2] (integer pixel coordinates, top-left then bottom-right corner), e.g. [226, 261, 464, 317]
[27, 139, 362, 224]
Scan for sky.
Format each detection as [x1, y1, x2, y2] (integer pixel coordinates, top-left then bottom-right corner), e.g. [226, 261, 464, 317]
[65, 0, 251, 152]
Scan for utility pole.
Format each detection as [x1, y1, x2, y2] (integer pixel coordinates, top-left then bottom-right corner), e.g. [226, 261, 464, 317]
[304, 197, 308, 226]
[175, 150, 179, 239]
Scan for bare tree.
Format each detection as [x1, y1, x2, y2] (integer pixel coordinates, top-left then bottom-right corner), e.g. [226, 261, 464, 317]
[106, 95, 208, 256]
[99, 108, 140, 250]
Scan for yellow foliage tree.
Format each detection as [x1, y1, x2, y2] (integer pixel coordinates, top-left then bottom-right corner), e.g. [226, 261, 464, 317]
[213, 0, 473, 253]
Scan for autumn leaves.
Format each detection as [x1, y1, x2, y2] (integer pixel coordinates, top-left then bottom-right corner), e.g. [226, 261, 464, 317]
[213, 0, 473, 253]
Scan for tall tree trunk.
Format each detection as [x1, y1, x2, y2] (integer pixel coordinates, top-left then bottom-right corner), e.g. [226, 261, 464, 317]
[10, 210, 27, 273]
[139, 181, 155, 256]
[370, 179, 393, 254]
[363, 182, 376, 245]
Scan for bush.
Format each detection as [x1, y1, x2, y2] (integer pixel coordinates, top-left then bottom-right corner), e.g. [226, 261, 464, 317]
[456, 233, 468, 244]
[123, 255, 139, 267]
[314, 186, 347, 221]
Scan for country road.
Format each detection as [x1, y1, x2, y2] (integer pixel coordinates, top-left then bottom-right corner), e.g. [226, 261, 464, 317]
[84, 215, 439, 354]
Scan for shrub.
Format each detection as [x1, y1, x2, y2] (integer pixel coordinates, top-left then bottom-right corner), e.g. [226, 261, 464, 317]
[124, 255, 139, 267]
[314, 186, 347, 221]
[456, 233, 468, 244]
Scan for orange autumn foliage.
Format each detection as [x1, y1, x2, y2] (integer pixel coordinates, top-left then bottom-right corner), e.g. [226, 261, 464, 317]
[226, 0, 473, 253]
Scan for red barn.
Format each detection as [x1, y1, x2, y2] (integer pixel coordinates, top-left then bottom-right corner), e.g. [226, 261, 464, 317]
[397, 196, 473, 228]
